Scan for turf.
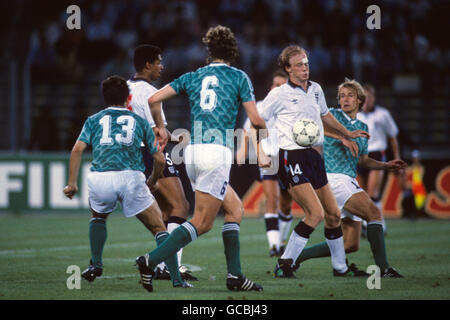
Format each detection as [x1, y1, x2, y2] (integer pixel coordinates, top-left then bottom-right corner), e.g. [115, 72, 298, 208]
[0, 213, 449, 300]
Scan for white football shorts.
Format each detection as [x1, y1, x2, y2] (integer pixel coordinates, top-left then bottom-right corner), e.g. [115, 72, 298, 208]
[87, 170, 155, 217]
[327, 173, 364, 222]
[184, 144, 232, 200]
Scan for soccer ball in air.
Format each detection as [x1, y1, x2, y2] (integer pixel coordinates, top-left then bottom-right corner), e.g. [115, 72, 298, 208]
[292, 119, 320, 147]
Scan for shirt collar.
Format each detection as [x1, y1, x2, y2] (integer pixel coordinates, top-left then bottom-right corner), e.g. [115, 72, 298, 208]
[129, 77, 152, 85]
[209, 62, 229, 67]
[107, 106, 128, 111]
[287, 79, 312, 93]
[340, 108, 357, 124]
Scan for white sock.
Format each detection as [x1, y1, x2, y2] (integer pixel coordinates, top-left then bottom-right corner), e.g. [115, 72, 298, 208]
[278, 211, 293, 244]
[280, 231, 308, 263]
[264, 213, 280, 250]
[168, 222, 183, 266]
[267, 230, 280, 250]
[326, 236, 348, 273]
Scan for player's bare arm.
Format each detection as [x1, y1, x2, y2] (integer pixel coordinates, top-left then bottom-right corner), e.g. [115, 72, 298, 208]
[389, 135, 400, 159]
[324, 129, 359, 157]
[236, 128, 249, 165]
[146, 150, 165, 193]
[148, 84, 177, 149]
[359, 154, 407, 172]
[322, 112, 370, 140]
[243, 101, 267, 131]
[243, 101, 270, 167]
[63, 140, 87, 199]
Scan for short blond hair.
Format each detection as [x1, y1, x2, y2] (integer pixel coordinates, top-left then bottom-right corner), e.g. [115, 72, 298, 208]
[337, 78, 366, 110]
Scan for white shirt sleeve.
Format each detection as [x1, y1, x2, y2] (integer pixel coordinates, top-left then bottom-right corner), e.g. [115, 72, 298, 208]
[317, 85, 329, 116]
[383, 109, 399, 137]
[259, 88, 282, 122]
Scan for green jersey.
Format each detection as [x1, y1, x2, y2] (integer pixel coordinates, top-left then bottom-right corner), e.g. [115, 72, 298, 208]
[324, 108, 368, 178]
[169, 62, 255, 148]
[78, 107, 157, 172]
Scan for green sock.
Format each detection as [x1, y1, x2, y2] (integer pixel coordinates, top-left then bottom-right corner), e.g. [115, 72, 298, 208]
[149, 222, 197, 269]
[295, 241, 331, 265]
[89, 218, 107, 268]
[367, 222, 389, 270]
[155, 232, 183, 286]
[222, 223, 242, 276]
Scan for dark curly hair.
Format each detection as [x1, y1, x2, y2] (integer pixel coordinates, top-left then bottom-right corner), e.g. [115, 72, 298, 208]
[202, 25, 239, 64]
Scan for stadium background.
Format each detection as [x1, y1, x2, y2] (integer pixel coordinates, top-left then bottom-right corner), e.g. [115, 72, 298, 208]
[0, 0, 449, 219]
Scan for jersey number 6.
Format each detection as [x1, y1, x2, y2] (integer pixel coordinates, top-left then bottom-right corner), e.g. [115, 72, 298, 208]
[200, 75, 219, 111]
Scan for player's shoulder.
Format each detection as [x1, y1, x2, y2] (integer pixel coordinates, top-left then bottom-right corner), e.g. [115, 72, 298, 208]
[377, 105, 395, 118]
[308, 80, 324, 93]
[329, 107, 341, 117]
[268, 84, 285, 97]
[354, 113, 369, 130]
[127, 78, 157, 95]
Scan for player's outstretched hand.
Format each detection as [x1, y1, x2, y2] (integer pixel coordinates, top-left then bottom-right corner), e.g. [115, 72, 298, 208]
[348, 130, 370, 139]
[385, 159, 408, 172]
[341, 139, 359, 157]
[63, 185, 78, 199]
[154, 127, 168, 151]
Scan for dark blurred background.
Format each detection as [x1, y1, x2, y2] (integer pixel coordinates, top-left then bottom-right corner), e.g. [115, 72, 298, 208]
[1, 0, 449, 160]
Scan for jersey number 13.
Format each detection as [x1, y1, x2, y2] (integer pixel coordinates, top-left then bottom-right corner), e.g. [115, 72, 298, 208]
[99, 115, 136, 146]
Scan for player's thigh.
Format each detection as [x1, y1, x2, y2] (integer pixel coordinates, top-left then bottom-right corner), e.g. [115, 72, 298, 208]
[135, 201, 166, 236]
[288, 183, 323, 226]
[222, 185, 243, 224]
[341, 218, 361, 252]
[189, 190, 223, 235]
[344, 191, 381, 221]
[155, 176, 189, 217]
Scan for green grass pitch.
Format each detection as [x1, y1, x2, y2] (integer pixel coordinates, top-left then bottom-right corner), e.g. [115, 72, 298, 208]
[0, 213, 449, 300]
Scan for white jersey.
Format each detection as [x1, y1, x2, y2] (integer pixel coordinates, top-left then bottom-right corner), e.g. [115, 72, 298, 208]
[127, 78, 167, 128]
[259, 80, 329, 150]
[357, 105, 398, 152]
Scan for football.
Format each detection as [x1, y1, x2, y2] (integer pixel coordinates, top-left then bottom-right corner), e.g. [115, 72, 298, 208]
[292, 119, 320, 147]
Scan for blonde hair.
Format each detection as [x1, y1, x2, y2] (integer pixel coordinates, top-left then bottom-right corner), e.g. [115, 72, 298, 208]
[337, 78, 366, 110]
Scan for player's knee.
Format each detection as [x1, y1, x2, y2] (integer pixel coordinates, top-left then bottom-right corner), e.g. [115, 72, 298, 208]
[306, 208, 324, 226]
[191, 217, 214, 235]
[324, 208, 341, 227]
[197, 221, 214, 235]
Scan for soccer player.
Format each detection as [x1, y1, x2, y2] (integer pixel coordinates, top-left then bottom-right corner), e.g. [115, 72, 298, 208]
[258, 45, 370, 278]
[127, 44, 196, 281]
[134, 25, 267, 292]
[293, 78, 405, 277]
[63, 76, 191, 289]
[237, 70, 289, 257]
[357, 84, 401, 233]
